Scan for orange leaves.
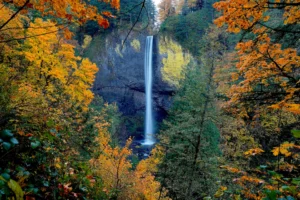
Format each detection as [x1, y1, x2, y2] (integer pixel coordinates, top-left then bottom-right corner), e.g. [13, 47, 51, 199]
[102, 0, 120, 10]
[283, 3, 300, 24]
[220, 165, 245, 174]
[214, 16, 225, 27]
[224, 33, 300, 113]
[236, 40, 254, 53]
[111, 0, 120, 10]
[283, 104, 300, 114]
[97, 17, 109, 29]
[244, 148, 264, 157]
[213, 0, 267, 32]
[240, 175, 264, 185]
[243, 1, 258, 9]
[102, 11, 115, 18]
[1, 0, 120, 34]
[269, 102, 300, 114]
[213, 0, 300, 115]
[63, 28, 73, 40]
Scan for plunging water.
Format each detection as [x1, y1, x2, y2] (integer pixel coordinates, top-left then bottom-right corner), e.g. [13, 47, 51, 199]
[143, 36, 155, 146]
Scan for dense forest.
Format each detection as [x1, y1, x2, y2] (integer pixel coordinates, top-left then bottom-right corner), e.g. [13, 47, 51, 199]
[0, 0, 299, 199]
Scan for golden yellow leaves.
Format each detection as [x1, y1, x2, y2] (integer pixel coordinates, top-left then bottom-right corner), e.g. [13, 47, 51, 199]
[214, 186, 227, 198]
[244, 148, 264, 157]
[159, 37, 192, 87]
[0, 7, 99, 126]
[272, 142, 300, 157]
[90, 123, 167, 200]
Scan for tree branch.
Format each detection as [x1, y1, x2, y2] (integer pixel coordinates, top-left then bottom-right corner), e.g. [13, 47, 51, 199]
[0, 25, 69, 43]
[267, 1, 300, 6]
[257, 21, 300, 33]
[265, 49, 298, 84]
[121, 0, 146, 49]
[0, 0, 30, 31]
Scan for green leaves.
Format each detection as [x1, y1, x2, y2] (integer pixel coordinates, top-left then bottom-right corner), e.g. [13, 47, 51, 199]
[2, 142, 11, 150]
[46, 119, 55, 128]
[7, 179, 24, 200]
[29, 136, 41, 149]
[10, 137, 19, 145]
[263, 190, 280, 200]
[1, 173, 10, 180]
[291, 130, 300, 138]
[30, 141, 41, 149]
[0, 174, 24, 199]
[291, 178, 300, 185]
[1, 130, 13, 138]
[0, 129, 19, 150]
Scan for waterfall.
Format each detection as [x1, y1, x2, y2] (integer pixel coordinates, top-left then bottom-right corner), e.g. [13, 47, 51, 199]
[143, 36, 155, 145]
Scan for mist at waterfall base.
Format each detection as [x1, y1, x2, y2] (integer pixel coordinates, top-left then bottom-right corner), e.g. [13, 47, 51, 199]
[142, 36, 155, 146]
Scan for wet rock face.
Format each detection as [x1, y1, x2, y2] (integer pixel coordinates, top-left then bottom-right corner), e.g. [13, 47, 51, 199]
[90, 31, 175, 122]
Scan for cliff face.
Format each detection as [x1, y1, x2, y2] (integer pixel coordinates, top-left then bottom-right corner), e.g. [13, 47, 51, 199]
[87, 31, 175, 125]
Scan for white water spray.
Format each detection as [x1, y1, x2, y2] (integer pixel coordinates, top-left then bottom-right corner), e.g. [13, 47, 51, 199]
[143, 36, 155, 145]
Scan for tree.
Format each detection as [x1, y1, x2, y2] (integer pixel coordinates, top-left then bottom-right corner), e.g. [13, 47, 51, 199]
[213, 0, 300, 114]
[90, 122, 169, 200]
[159, 0, 217, 56]
[0, 5, 102, 198]
[157, 25, 228, 199]
[0, 0, 120, 45]
[158, 0, 176, 21]
[0, 0, 119, 30]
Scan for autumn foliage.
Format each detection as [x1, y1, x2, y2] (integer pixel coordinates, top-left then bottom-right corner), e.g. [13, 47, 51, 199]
[0, 0, 119, 29]
[213, 0, 300, 114]
[89, 121, 169, 199]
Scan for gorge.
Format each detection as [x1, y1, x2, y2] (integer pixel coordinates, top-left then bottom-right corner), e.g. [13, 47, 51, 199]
[90, 31, 176, 142]
[1, 0, 299, 199]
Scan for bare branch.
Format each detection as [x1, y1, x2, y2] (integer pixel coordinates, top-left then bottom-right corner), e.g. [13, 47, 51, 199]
[0, 0, 30, 31]
[121, 0, 146, 49]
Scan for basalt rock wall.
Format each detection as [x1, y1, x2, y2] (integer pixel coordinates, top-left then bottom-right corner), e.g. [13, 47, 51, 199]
[88, 31, 175, 124]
